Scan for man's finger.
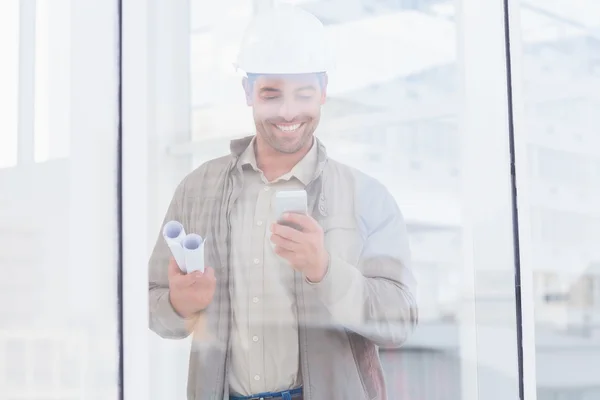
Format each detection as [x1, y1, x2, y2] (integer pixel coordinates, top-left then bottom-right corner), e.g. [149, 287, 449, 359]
[274, 246, 295, 261]
[169, 258, 200, 288]
[271, 233, 300, 251]
[181, 271, 202, 287]
[271, 223, 305, 243]
[281, 213, 320, 232]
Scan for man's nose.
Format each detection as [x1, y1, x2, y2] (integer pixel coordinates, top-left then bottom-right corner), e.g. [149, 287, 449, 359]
[277, 100, 299, 122]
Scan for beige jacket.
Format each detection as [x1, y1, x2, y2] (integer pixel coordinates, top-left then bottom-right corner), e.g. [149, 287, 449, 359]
[148, 136, 418, 400]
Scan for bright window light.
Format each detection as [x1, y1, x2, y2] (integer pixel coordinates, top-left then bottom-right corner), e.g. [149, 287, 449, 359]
[0, 1, 20, 168]
[34, 0, 50, 163]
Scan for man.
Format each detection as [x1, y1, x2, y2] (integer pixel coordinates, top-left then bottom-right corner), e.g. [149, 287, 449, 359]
[148, 6, 418, 400]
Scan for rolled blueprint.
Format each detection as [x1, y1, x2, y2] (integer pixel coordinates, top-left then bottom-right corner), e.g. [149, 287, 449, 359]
[182, 233, 205, 273]
[163, 220, 187, 272]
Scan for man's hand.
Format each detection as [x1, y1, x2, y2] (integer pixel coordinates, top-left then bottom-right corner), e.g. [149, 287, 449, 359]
[270, 213, 329, 283]
[168, 258, 216, 319]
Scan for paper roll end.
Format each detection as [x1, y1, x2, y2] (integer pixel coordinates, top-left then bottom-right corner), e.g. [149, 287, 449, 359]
[163, 220, 185, 240]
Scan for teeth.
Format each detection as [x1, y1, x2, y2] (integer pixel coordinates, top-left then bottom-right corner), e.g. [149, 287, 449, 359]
[275, 123, 301, 132]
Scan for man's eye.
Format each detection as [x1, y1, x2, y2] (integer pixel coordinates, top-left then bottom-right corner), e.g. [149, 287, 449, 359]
[264, 96, 280, 101]
[298, 95, 313, 100]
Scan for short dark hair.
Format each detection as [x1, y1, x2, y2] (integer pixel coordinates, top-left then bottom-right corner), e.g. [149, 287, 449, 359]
[246, 72, 327, 92]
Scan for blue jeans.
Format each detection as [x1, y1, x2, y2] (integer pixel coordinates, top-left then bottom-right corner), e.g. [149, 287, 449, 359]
[229, 387, 303, 400]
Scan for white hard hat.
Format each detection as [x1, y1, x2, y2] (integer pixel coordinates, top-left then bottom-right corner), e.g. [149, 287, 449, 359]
[235, 5, 331, 75]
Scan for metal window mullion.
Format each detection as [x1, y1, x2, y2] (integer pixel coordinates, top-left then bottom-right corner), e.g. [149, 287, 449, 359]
[504, 0, 539, 399]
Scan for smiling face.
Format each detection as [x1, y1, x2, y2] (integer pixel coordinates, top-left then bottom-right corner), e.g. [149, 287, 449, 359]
[244, 73, 327, 154]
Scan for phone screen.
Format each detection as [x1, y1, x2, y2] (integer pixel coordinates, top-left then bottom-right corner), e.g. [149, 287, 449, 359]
[275, 190, 307, 231]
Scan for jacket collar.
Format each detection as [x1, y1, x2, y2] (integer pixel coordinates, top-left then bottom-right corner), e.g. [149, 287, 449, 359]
[229, 135, 328, 182]
[229, 135, 254, 157]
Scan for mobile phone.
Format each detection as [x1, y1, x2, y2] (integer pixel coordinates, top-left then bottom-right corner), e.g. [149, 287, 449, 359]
[274, 189, 308, 230]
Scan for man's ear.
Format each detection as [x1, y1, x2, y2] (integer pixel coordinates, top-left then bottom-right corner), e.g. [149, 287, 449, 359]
[320, 73, 328, 105]
[242, 77, 252, 106]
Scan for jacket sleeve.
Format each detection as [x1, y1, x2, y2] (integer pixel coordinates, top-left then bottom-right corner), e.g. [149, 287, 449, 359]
[306, 181, 418, 348]
[148, 179, 198, 339]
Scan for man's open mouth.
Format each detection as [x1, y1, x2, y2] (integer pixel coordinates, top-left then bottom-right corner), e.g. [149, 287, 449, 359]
[274, 123, 304, 132]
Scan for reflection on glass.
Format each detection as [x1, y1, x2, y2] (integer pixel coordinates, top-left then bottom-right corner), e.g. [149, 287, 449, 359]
[515, 1, 600, 399]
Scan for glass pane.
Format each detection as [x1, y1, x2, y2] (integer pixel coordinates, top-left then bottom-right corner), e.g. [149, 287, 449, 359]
[512, 0, 600, 398]
[0, 1, 120, 398]
[147, 0, 520, 399]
